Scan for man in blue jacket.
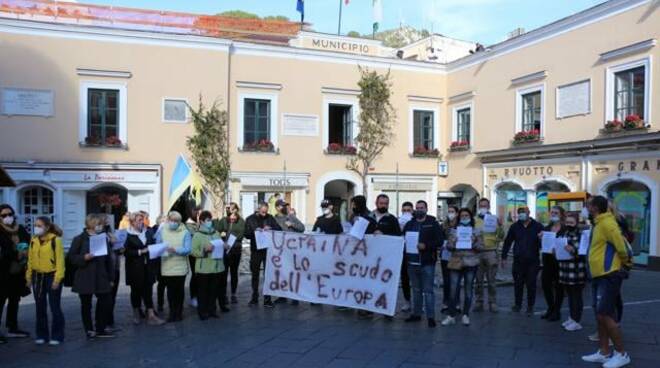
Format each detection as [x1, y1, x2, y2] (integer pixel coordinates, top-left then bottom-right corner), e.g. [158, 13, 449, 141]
[402, 200, 444, 328]
[501, 206, 544, 316]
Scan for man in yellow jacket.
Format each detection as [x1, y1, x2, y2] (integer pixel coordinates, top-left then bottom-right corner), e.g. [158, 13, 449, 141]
[581, 195, 632, 368]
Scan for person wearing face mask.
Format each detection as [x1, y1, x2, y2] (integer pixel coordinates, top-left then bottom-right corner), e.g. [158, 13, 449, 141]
[151, 214, 167, 313]
[185, 206, 203, 309]
[0, 204, 31, 343]
[124, 212, 164, 326]
[156, 211, 192, 322]
[442, 208, 484, 326]
[215, 203, 245, 306]
[540, 206, 566, 322]
[501, 206, 544, 316]
[24, 216, 65, 345]
[370, 194, 401, 237]
[312, 200, 343, 235]
[402, 200, 444, 328]
[558, 213, 586, 332]
[68, 214, 115, 339]
[245, 202, 281, 308]
[398, 202, 415, 313]
[349, 195, 377, 235]
[272, 199, 305, 306]
[473, 198, 504, 313]
[440, 205, 460, 314]
[191, 211, 229, 320]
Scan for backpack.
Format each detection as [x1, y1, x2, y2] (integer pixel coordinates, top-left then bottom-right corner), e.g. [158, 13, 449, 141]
[48, 238, 76, 287]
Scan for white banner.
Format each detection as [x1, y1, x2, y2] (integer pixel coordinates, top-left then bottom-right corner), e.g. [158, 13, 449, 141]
[263, 231, 404, 316]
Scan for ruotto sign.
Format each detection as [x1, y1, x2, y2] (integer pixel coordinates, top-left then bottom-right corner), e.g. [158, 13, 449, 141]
[503, 166, 554, 177]
[263, 231, 404, 315]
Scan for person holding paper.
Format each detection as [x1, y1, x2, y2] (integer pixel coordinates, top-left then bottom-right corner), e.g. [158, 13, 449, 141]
[123, 212, 164, 326]
[402, 200, 444, 328]
[349, 195, 378, 318]
[540, 206, 566, 322]
[245, 202, 281, 308]
[99, 214, 122, 333]
[191, 211, 227, 320]
[501, 206, 544, 316]
[156, 211, 191, 323]
[442, 208, 483, 327]
[473, 198, 504, 313]
[370, 195, 404, 313]
[272, 199, 306, 306]
[397, 201, 415, 313]
[440, 205, 460, 314]
[67, 214, 115, 339]
[215, 202, 245, 306]
[557, 213, 587, 332]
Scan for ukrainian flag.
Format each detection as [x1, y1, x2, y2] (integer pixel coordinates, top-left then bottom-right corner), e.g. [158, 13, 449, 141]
[167, 154, 203, 211]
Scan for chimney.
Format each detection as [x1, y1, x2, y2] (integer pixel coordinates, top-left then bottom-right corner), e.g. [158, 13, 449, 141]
[507, 27, 525, 40]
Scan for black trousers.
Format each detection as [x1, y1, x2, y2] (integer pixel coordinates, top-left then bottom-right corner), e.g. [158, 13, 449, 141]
[564, 284, 584, 322]
[440, 259, 452, 306]
[541, 254, 563, 315]
[512, 258, 539, 309]
[225, 250, 242, 295]
[250, 249, 270, 301]
[0, 290, 19, 330]
[157, 275, 166, 309]
[108, 268, 120, 326]
[217, 270, 228, 307]
[79, 293, 110, 334]
[130, 282, 154, 310]
[197, 273, 219, 318]
[400, 257, 411, 302]
[188, 256, 198, 300]
[162, 275, 185, 320]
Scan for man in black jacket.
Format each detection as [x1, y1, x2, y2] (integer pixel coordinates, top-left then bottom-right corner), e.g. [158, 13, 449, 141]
[312, 200, 343, 235]
[501, 206, 544, 316]
[349, 195, 377, 318]
[371, 194, 401, 236]
[244, 202, 281, 308]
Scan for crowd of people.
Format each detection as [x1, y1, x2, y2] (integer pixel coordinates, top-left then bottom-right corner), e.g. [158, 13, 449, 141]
[0, 193, 634, 367]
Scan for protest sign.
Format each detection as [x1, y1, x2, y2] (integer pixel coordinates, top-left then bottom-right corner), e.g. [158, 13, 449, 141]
[89, 233, 108, 257]
[483, 214, 498, 233]
[148, 243, 168, 259]
[263, 231, 404, 316]
[554, 237, 572, 261]
[404, 232, 419, 254]
[456, 226, 473, 249]
[578, 231, 590, 256]
[112, 230, 128, 250]
[542, 231, 556, 254]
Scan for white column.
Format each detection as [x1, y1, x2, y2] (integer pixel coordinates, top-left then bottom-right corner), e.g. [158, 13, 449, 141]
[526, 190, 537, 219]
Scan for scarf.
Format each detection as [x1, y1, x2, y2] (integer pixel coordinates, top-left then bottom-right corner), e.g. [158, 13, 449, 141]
[0, 222, 19, 245]
[127, 226, 147, 245]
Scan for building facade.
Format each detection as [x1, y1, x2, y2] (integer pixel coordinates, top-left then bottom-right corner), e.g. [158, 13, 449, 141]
[0, 0, 658, 268]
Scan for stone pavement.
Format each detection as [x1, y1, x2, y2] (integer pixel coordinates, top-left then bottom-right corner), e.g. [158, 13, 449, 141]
[1, 268, 659, 368]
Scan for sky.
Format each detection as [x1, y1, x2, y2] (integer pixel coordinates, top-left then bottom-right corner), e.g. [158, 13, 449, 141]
[79, 0, 606, 45]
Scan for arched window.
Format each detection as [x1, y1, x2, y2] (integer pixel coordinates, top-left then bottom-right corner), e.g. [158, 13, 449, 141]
[20, 185, 54, 233]
[535, 181, 570, 225]
[607, 180, 651, 264]
[495, 182, 526, 227]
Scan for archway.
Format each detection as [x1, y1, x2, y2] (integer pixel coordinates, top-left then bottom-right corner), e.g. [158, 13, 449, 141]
[324, 179, 355, 224]
[86, 184, 128, 230]
[315, 171, 363, 218]
[535, 181, 570, 225]
[495, 182, 527, 226]
[607, 180, 651, 264]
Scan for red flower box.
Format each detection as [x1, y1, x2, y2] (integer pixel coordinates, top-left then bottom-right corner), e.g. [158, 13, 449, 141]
[413, 145, 439, 157]
[449, 140, 470, 151]
[326, 143, 357, 155]
[243, 139, 275, 152]
[513, 129, 541, 144]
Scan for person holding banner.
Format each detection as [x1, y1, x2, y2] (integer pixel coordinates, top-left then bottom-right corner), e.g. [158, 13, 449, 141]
[473, 198, 503, 313]
[215, 203, 245, 306]
[349, 195, 378, 318]
[124, 212, 164, 326]
[312, 199, 343, 235]
[442, 208, 483, 326]
[273, 199, 305, 306]
[402, 200, 444, 328]
[558, 213, 586, 332]
[245, 202, 281, 308]
[440, 205, 460, 314]
[191, 211, 226, 320]
[540, 206, 566, 322]
[156, 211, 191, 323]
[68, 214, 115, 339]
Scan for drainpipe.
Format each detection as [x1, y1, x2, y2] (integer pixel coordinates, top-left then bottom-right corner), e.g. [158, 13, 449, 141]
[225, 42, 233, 205]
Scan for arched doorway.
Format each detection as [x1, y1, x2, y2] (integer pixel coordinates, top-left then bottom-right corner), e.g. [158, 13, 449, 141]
[86, 184, 128, 230]
[495, 182, 527, 227]
[324, 179, 355, 224]
[607, 180, 651, 264]
[535, 181, 570, 225]
[19, 185, 54, 233]
[438, 184, 479, 221]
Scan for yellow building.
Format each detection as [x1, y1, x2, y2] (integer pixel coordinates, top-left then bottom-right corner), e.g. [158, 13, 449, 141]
[0, 0, 658, 269]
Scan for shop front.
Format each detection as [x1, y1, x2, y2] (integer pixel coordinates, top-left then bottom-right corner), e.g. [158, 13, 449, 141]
[369, 174, 437, 217]
[0, 162, 161, 247]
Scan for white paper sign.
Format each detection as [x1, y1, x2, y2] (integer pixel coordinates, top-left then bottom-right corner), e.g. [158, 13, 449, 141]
[210, 239, 225, 259]
[148, 243, 168, 259]
[456, 226, 473, 250]
[542, 231, 557, 254]
[227, 234, 237, 247]
[263, 231, 404, 316]
[89, 233, 108, 257]
[404, 232, 419, 254]
[483, 215, 498, 233]
[554, 237, 572, 261]
[349, 217, 369, 240]
[112, 230, 128, 250]
[578, 231, 591, 256]
[256, 230, 273, 250]
[441, 240, 451, 261]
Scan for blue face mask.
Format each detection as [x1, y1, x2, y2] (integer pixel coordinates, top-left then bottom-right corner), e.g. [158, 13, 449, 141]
[460, 219, 471, 226]
[202, 221, 214, 231]
[518, 213, 528, 222]
[168, 222, 179, 230]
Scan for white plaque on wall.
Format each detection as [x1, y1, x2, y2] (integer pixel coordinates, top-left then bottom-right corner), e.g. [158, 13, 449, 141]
[282, 113, 319, 136]
[438, 161, 449, 177]
[556, 80, 590, 118]
[1, 88, 54, 117]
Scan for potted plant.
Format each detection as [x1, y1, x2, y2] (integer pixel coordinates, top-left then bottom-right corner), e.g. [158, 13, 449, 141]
[326, 142, 343, 154]
[105, 135, 123, 147]
[413, 145, 440, 157]
[604, 119, 624, 132]
[513, 129, 541, 144]
[342, 145, 357, 155]
[326, 143, 357, 155]
[243, 139, 274, 152]
[450, 140, 470, 151]
[84, 136, 101, 146]
[623, 114, 646, 130]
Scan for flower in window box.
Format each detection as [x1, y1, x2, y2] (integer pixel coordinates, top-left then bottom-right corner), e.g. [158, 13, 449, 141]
[342, 145, 357, 155]
[84, 136, 101, 145]
[604, 119, 623, 132]
[623, 114, 645, 130]
[513, 129, 541, 144]
[413, 145, 439, 157]
[450, 140, 470, 150]
[105, 135, 122, 146]
[327, 143, 343, 153]
[248, 139, 274, 152]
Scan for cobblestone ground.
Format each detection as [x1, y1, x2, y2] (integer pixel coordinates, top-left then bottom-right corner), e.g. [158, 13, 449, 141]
[1, 263, 659, 368]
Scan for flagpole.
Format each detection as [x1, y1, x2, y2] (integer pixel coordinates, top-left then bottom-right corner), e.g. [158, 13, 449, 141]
[337, 0, 343, 35]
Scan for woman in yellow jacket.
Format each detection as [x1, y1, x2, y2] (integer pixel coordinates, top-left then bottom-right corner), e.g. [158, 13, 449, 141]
[25, 216, 65, 346]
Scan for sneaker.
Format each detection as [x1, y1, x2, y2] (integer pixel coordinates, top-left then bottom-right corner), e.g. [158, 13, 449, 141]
[588, 332, 600, 342]
[6, 329, 29, 338]
[473, 302, 484, 312]
[48, 340, 60, 346]
[488, 303, 498, 313]
[248, 297, 258, 306]
[603, 351, 631, 368]
[264, 300, 274, 308]
[428, 318, 436, 328]
[564, 320, 583, 332]
[86, 331, 97, 340]
[189, 298, 198, 308]
[400, 301, 411, 312]
[562, 318, 574, 328]
[96, 331, 115, 338]
[461, 314, 470, 326]
[581, 350, 612, 364]
[35, 339, 46, 345]
[404, 315, 421, 323]
[441, 316, 456, 326]
[231, 295, 238, 304]
[147, 316, 166, 326]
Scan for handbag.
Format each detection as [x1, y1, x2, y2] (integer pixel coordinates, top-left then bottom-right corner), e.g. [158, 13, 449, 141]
[447, 254, 464, 270]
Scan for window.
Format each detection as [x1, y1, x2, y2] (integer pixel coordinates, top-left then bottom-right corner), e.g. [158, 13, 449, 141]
[243, 98, 271, 145]
[521, 91, 541, 131]
[456, 108, 471, 144]
[163, 98, 188, 123]
[20, 186, 54, 233]
[328, 104, 354, 146]
[614, 66, 645, 120]
[413, 110, 434, 149]
[87, 89, 119, 144]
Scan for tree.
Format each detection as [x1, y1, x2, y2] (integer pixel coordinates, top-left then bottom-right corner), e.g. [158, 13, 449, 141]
[264, 15, 290, 21]
[186, 97, 231, 211]
[347, 31, 361, 38]
[347, 67, 395, 201]
[218, 10, 259, 19]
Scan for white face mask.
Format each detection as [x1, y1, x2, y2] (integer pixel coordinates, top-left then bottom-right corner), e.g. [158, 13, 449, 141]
[447, 213, 456, 220]
[34, 226, 45, 236]
[322, 208, 332, 215]
[478, 208, 488, 216]
[95, 225, 104, 233]
[2, 216, 14, 225]
[550, 215, 560, 223]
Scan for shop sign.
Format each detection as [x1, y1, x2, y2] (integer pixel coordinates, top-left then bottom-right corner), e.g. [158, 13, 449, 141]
[269, 178, 292, 187]
[503, 166, 554, 177]
[311, 38, 371, 55]
[617, 159, 660, 172]
[438, 161, 448, 177]
[83, 173, 125, 182]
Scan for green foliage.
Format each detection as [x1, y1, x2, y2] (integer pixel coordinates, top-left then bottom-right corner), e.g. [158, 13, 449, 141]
[264, 15, 290, 21]
[218, 10, 259, 19]
[186, 96, 231, 211]
[347, 67, 396, 200]
[347, 31, 361, 38]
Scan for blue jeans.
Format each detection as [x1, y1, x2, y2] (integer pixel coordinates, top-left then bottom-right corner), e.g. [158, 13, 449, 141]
[408, 263, 435, 319]
[449, 266, 477, 317]
[32, 272, 65, 342]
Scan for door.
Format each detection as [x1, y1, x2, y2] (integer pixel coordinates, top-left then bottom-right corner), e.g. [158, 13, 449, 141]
[62, 190, 86, 249]
[241, 192, 257, 217]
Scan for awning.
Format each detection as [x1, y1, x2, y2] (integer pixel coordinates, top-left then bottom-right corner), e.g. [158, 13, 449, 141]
[0, 165, 15, 187]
